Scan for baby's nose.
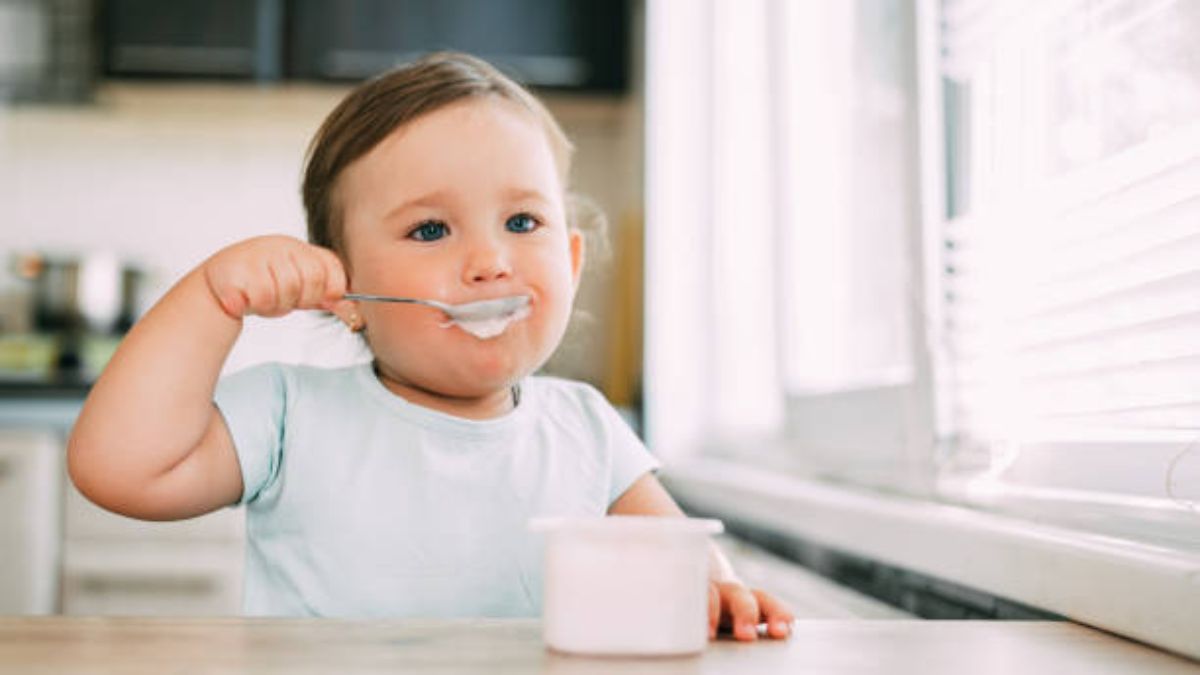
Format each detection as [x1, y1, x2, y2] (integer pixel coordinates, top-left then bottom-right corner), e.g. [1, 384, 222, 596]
[464, 240, 513, 283]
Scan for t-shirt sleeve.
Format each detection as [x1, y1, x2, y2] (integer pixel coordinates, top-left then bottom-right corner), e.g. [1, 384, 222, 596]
[213, 362, 287, 505]
[587, 388, 662, 507]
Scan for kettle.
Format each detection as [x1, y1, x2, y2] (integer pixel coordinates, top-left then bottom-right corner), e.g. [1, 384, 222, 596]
[12, 252, 144, 376]
[14, 252, 143, 335]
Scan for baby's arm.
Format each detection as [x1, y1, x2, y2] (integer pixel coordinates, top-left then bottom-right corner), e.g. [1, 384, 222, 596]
[68, 235, 346, 521]
[609, 474, 795, 641]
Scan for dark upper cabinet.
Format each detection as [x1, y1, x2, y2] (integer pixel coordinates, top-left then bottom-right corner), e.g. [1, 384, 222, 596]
[101, 0, 628, 92]
[102, 0, 283, 80]
[287, 0, 628, 92]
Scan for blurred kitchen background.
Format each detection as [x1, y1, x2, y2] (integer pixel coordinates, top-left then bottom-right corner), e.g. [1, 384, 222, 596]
[1, 0, 1198, 662]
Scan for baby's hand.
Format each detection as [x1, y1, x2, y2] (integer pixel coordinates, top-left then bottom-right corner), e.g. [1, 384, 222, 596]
[709, 580, 795, 642]
[203, 235, 347, 319]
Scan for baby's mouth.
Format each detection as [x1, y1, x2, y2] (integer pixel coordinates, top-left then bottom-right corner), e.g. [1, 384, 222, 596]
[438, 295, 531, 339]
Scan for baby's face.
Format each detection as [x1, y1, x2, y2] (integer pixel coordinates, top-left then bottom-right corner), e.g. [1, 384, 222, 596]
[337, 97, 582, 407]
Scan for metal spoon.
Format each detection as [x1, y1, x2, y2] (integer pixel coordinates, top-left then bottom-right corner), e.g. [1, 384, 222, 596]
[344, 293, 529, 322]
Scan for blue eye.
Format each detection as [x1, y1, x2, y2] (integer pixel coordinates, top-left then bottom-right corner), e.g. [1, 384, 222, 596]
[505, 213, 539, 233]
[410, 220, 448, 242]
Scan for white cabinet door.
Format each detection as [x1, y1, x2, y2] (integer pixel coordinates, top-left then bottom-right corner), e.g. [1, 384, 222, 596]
[61, 460, 245, 616]
[61, 539, 243, 616]
[0, 430, 63, 615]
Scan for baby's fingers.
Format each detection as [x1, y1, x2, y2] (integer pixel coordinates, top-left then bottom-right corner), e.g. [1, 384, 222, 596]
[753, 589, 794, 639]
[265, 255, 302, 317]
[202, 235, 334, 319]
[708, 582, 721, 639]
[718, 582, 761, 642]
[290, 250, 329, 310]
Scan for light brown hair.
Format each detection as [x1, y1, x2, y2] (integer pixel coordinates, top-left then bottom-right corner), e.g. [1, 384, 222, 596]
[302, 51, 577, 259]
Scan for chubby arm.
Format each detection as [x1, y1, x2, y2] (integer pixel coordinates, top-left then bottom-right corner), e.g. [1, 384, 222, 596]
[608, 473, 794, 641]
[68, 236, 347, 521]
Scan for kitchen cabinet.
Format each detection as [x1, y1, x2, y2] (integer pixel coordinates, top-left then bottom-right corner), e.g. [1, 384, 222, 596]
[0, 430, 62, 615]
[0, 0, 94, 102]
[0, 397, 243, 617]
[61, 475, 243, 616]
[287, 0, 629, 91]
[60, 538, 242, 616]
[100, 0, 628, 91]
[102, 0, 282, 80]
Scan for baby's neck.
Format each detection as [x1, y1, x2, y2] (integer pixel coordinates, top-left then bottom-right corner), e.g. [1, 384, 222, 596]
[372, 363, 517, 420]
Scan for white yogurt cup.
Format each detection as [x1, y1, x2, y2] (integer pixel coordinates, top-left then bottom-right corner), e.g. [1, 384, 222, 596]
[529, 515, 724, 657]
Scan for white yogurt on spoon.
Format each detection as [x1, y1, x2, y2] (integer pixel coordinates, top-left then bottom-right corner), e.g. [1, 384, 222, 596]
[439, 296, 531, 339]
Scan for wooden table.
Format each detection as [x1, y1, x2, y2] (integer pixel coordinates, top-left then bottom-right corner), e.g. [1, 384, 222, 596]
[1, 617, 1197, 674]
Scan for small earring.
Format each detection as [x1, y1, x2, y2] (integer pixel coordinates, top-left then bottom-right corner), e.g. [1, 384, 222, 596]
[347, 312, 361, 331]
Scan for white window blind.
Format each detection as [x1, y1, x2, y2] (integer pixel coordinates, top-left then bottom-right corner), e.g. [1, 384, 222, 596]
[936, 0, 1200, 544]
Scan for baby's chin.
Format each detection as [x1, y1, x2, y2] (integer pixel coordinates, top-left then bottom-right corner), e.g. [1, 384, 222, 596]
[450, 358, 537, 396]
[390, 352, 536, 399]
[374, 321, 561, 401]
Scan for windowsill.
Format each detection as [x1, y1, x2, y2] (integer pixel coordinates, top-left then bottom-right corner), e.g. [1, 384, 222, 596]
[660, 456, 1200, 661]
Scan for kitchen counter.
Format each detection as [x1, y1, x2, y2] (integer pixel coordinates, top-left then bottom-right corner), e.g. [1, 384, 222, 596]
[1, 617, 1197, 674]
[0, 391, 83, 433]
[0, 379, 90, 399]
[0, 399, 82, 434]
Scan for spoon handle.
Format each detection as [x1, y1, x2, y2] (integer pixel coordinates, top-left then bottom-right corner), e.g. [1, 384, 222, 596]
[343, 293, 425, 305]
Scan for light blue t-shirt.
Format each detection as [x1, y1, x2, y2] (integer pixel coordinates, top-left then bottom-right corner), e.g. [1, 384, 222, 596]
[213, 361, 659, 618]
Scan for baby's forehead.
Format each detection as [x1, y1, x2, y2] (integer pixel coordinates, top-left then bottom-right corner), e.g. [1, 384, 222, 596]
[361, 97, 567, 177]
[376, 97, 551, 155]
[341, 104, 563, 199]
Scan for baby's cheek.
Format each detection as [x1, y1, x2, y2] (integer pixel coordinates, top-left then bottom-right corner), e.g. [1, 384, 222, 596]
[534, 300, 573, 354]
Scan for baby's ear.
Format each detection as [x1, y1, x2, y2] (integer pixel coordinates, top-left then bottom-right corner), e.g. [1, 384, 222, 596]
[569, 228, 586, 289]
[329, 299, 364, 332]
[564, 192, 606, 290]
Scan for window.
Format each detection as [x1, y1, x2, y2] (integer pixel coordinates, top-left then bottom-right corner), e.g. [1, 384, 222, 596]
[645, 0, 1199, 547]
[645, 0, 933, 487]
[774, 0, 934, 492]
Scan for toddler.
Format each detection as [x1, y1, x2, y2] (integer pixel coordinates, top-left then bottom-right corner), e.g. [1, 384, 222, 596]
[68, 52, 792, 641]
